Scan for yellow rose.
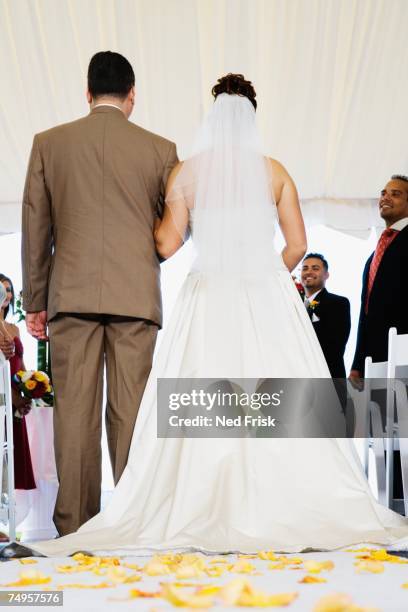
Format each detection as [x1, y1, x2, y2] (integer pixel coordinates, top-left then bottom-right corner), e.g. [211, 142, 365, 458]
[45, 385, 52, 393]
[33, 371, 47, 382]
[16, 370, 24, 378]
[25, 380, 37, 391]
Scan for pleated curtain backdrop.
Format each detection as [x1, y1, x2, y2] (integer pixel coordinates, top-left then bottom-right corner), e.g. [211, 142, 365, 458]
[1, 0, 408, 236]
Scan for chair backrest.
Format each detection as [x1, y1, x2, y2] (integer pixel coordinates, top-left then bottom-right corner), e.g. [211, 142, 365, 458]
[388, 328, 408, 378]
[364, 356, 388, 390]
[0, 353, 11, 493]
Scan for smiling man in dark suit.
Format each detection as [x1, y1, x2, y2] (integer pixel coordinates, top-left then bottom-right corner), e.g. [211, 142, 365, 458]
[301, 253, 351, 379]
[350, 175, 408, 386]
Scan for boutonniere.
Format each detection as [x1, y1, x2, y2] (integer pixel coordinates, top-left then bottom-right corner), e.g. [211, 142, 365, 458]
[307, 300, 320, 322]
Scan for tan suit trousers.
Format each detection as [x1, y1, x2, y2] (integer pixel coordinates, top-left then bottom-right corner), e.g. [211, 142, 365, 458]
[48, 314, 158, 536]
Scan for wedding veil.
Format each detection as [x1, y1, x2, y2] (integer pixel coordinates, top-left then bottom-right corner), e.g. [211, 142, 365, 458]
[166, 93, 283, 278]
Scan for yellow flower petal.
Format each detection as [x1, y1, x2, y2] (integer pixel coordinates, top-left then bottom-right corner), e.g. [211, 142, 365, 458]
[123, 562, 142, 570]
[175, 565, 204, 579]
[204, 565, 227, 577]
[129, 588, 162, 598]
[144, 560, 172, 576]
[313, 592, 379, 612]
[3, 570, 51, 587]
[299, 575, 327, 584]
[71, 553, 96, 564]
[104, 567, 140, 584]
[369, 549, 408, 564]
[268, 562, 288, 570]
[230, 559, 256, 574]
[56, 564, 93, 573]
[304, 560, 334, 574]
[345, 548, 377, 553]
[354, 560, 384, 574]
[258, 551, 278, 561]
[219, 579, 298, 607]
[289, 557, 304, 565]
[19, 559, 38, 565]
[57, 582, 113, 589]
[197, 585, 221, 596]
[161, 583, 214, 608]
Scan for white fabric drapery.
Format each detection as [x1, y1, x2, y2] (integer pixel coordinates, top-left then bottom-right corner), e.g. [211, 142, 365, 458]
[1, 0, 407, 235]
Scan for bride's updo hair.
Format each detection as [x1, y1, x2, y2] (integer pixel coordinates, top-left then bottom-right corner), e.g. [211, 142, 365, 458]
[212, 73, 257, 110]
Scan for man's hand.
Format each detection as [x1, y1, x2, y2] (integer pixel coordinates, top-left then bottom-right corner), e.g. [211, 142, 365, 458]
[26, 311, 48, 341]
[0, 333, 15, 359]
[349, 369, 364, 391]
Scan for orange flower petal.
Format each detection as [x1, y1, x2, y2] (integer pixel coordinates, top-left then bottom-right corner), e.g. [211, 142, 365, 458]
[299, 575, 327, 584]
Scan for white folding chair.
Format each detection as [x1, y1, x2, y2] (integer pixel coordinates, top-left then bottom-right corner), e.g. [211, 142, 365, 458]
[386, 328, 408, 510]
[0, 352, 16, 541]
[360, 357, 388, 504]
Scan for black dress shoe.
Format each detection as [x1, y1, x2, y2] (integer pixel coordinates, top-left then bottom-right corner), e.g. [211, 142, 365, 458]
[0, 542, 45, 559]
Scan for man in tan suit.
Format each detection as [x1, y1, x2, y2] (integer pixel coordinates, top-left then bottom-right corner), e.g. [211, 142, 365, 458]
[21, 51, 178, 536]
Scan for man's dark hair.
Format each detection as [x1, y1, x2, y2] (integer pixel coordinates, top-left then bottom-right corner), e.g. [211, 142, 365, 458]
[88, 51, 135, 100]
[303, 253, 329, 271]
[391, 174, 408, 183]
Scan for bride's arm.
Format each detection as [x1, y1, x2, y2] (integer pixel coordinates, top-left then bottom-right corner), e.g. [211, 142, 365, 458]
[154, 162, 189, 260]
[270, 158, 307, 272]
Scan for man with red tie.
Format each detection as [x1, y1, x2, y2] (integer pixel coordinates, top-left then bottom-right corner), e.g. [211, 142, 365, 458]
[350, 175, 408, 387]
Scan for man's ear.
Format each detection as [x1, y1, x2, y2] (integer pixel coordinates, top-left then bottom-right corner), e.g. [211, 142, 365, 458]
[325, 271, 330, 282]
[86, 89, 93, 104]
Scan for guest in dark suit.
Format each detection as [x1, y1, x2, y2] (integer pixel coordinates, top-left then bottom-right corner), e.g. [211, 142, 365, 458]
[349, 175, 408, 504]
[301, 253, 351, 379]
[350, 175, 408, 386]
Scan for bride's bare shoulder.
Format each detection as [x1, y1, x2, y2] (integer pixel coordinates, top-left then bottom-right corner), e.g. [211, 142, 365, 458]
[266, 157, 291, 180]
[265, 158, 293, 203]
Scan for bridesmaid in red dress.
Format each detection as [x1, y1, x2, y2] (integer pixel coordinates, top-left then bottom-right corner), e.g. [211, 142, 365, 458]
[0, 275, 36, 517]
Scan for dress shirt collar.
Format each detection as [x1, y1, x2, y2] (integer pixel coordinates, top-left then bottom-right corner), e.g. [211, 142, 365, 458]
[389, 217, 408, 231]
[305, 289, 322, 303]
[93, 102, 124, 112]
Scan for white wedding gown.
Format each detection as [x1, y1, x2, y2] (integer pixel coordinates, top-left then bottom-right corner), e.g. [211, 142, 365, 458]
[31, 94, 408, 557]
[31, 236, 408, 557]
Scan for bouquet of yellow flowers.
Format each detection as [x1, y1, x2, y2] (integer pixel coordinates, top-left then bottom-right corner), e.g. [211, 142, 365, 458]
[13, 370, 53, 402]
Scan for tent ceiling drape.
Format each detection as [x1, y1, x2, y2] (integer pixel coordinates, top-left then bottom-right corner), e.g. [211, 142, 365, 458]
[1, 0, 408, 236]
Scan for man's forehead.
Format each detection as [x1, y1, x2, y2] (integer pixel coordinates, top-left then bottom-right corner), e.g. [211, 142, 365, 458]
[303, 258, 324, 267]
[383, 179, 408, 192]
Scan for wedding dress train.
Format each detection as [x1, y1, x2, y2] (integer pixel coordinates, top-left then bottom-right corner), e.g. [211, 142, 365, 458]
[31, 264, 408, 557]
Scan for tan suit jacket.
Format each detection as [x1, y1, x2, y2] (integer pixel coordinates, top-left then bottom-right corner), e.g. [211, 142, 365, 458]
[22, 105, 178, 327]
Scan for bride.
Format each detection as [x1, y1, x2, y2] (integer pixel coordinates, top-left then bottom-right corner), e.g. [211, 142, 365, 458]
[29, 74, 408, 556]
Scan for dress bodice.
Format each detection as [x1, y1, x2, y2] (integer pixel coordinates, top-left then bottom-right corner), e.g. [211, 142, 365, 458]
[10, 336, 24, 376]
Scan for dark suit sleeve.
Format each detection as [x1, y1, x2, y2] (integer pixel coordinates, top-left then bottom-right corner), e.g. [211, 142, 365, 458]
[351, 263, 370, 373]
[21, 134, 53, 313]
[334, 297, 351, 355]
[157, 142, 179, 219]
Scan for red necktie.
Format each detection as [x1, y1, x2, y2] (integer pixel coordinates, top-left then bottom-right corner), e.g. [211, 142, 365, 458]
[365, 228, 398, 313]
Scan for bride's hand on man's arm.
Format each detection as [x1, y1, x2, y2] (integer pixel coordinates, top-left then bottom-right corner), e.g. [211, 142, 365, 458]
[154, 163, 188, 260]
[271, 159, 307, 271]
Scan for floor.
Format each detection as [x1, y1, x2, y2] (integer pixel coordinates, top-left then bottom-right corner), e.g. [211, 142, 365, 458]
[1, 548, 408, 611]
